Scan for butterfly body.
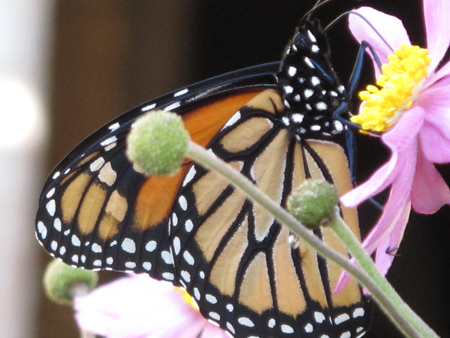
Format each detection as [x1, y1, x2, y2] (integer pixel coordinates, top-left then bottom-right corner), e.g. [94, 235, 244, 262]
[36, 10, 371, 338]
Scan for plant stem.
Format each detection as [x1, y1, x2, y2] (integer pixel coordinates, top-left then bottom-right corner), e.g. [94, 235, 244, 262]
[187, 141, 439, 338]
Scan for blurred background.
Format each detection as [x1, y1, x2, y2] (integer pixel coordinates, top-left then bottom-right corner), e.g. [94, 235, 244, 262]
[0, 0, 449, 337]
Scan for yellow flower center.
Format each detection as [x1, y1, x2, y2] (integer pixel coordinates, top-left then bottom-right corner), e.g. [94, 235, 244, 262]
[177, 286, 199, 310]
[351, 44, 431, 132]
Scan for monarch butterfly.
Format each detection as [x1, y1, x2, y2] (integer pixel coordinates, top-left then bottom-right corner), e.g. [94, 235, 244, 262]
[36, 2, 372, 337]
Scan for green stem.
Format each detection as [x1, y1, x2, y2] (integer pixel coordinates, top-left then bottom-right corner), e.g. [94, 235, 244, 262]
[329, 208, 439, 338]
[187, 141, 439, 338]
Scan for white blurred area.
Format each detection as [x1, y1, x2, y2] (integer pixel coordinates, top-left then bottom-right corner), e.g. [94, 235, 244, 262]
[0, 0, 54, 337]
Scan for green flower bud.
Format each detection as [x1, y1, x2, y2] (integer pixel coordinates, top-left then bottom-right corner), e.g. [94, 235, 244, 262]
[43, 259, 98, 305]
[126, 110, 190, 176]
[287, 180, 339, 229]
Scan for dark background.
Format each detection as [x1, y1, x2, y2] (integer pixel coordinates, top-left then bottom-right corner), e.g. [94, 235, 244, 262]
[37, 0, 450, 337]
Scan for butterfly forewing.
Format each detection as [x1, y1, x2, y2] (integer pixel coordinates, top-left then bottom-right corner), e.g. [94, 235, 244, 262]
[35, 63, 279, 281]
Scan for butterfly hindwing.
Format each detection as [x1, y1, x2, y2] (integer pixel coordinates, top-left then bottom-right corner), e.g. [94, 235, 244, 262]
[169, 90, 371, 337]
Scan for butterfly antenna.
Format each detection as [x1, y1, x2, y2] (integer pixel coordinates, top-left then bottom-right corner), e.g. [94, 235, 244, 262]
[300, 0, 334, 24]
[324, 10, 394, 52]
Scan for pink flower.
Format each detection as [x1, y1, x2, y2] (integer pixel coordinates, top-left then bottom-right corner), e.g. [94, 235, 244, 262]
[338, 0, 450, 289]
[74, 274, 228, 338]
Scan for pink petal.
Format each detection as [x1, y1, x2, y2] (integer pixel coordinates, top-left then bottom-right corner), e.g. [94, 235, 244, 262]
[373, 200, 411, 277]
[411, 145, 450, 213]
[349, 7, 410, 76]
[423, 0, 450, 72]
[341, 107, 424, 207]
[419, 121, 450, 163]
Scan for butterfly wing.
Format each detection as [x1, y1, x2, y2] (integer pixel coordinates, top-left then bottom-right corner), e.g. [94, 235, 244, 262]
[35, 62, 279, 282]
[170, 89, 371, 337]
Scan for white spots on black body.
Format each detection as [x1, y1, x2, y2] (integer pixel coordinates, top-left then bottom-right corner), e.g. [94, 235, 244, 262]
[283, 99, 291, 109]
[307, 30, 317, 43]
[161, 250, 173, 265]
[100, 136, 117, 147]
[173, 236, 181, 255]
[183, 250, 195, 265]
[291, 113, 304, 123]
[311, 44, 320, 53]
[108, 122, 120, 131]
[304, 323, 313, 333]
[333, 120, 344, 132]
[91, 243, 102, 253]
[284, 85, 294, 94]
[298, 77, 305, 84]
[125, 261, 136, 269]
[281, 324, 294, 334]
[205, 294, 217, 304]
[330, 91, 338, 97]
[182, 166, 196, 187]
[314, 311, 326, 323]
[293, 94, 301, 102]
[334, 313, 350, 325]
[340, 331, 351, 338]
[226, 322, 236, 334]
[53, 218, 62, 232]
[145, 240, 157, 252]
[164, 101, 181, 111]
[162, 272, 174, 281]
[193, 287, 201, 301]
[180, 270, 191, 282]
[37, 221, 47, 240]
[121, 238, 136, 254]
[52, 171, 61, 179]
[90, 157, 105, 172]
[288, 66, 297, 77]
[71, 234, 81, 247]
[238, 317, 255, 328]
[306, 103, 312, 111]
[141, 103, 156, 112]
[353, 307, 365, 318]
[50, 241, 58, 251]
[209, 312, 220, 321]
[338, 85, 345, 93]
[304, 89, 314, 99]
[179, 195, 188, 211]
[281, 116, 290, 126]
[46, 200, 56, 217]
[311, 76, 321, 86]
[316, 102, 328, 111]
[185, 219, 194, 233]
[46, 187, 55, 199]
[173, 88, 189, 97]
[304, 57, 315, 69]
[172, 213, 178, 226]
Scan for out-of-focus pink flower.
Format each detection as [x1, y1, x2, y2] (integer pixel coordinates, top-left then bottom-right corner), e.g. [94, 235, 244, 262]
[74, 274, 229, 338]
[337, 0, 450, 290]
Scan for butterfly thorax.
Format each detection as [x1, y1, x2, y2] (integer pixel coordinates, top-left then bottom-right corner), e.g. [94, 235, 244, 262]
[277, 18, 347, 141]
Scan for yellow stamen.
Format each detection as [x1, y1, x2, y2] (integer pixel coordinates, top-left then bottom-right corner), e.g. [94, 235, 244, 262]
[177, 287, 199, 310]
[351, 44, 431, 133]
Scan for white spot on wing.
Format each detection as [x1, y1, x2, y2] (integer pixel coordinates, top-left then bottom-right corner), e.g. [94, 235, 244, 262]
[91, 243, 102, 253]
[205, 294, 217, 304]
[182, 166, 196, 186]
[174, 88, 189, 97]
[100, 136, 117, 147]
[238, 317, 255, 327]
[142, 103, 156, 112]
[121, 238, 136, 254]
[185, 219, 194, 232]
[179, 195, 188, 211]
[90, 157, 105, 172]
[281, 324, 294, 334]
[222, 111, 241, 130]
[164, 101, 181, 111]
[146, 240, 157, 252]
[46, 188, 56, 199]
[71, 235, 81, 247]
[183, 250, 195, 265]
[125, 261, 136, 269]
[108, 122, 120, 131]
[46, 200, 56, 216]
[37, 222, 48, 239]
[161, 251, 173, 264]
